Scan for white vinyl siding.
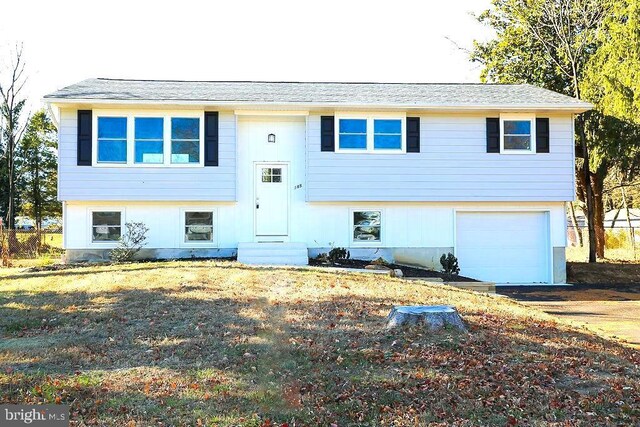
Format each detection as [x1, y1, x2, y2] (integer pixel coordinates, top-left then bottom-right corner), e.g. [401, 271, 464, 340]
[58, 108, 236, 201]
[306, 114, 575, 202]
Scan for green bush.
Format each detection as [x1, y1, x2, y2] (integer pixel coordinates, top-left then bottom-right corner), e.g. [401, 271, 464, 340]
[440, 253, 460, 281]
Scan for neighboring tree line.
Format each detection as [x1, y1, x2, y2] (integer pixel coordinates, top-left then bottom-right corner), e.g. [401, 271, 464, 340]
[472, 0, 640, 262]
[1, 46, 60, 231]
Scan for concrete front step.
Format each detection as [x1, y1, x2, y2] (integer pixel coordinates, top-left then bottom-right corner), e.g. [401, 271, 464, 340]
[237, 242, 309, 266]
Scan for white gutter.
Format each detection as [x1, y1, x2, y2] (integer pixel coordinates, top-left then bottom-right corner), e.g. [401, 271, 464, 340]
[43, 98, 594, 114]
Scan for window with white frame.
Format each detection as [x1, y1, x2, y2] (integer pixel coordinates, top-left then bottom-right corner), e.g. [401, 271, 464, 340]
[94, 113, 202, 166]
[339, 119, 367, 150]
[91, 211, 122, 242]
[501, 116, 535, 153]
[373, 119, 402, 150]
[97, 117, 127, 163]
[184, 211, 214, 242]
[337, 116, 405, 153]
[171, 118, 200, 164]
[134, 117, 164, 164]
[352, 210, 382, 243]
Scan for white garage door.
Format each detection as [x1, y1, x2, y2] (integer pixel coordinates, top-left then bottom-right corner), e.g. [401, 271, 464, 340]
[456, 212, 550, 284]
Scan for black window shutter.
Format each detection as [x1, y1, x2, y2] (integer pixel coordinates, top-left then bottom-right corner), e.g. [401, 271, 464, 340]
[486, 118, 500, 153]
[406, 117, 420, 153]
[204, 112, 219, 166]
[536, 118, 550, 153]
[320, 116, 335, 152]
[77, 110, 92, 166]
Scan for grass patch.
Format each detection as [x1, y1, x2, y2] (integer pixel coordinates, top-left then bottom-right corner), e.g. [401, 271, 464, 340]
[1, 260, 639, 425]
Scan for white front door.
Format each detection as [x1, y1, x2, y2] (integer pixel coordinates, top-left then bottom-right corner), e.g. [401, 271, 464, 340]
[255, 163, 288, 239]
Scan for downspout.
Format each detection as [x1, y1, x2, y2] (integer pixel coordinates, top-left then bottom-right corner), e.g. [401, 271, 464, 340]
[46, 102, 59, 128]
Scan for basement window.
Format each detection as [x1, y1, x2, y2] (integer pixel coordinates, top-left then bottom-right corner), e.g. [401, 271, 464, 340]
[184, 211, 214, 242]
[352, 210, 382, 243]
[92, 211, 122, 242]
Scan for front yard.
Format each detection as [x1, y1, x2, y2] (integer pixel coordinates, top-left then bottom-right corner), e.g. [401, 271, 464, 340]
[1, 261, 639, 426]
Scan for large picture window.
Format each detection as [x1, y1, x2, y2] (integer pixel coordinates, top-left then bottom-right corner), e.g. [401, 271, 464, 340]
[336, 116, 405, 153]
[184, 211, 214, 242]
[135, 117, 164, 164]
[171, 118, 200, 164]
[92, 211, 122, 242]
[352, 210, 381, 243]
[94, 113, 202, 166]
[97, 117, 127, 163]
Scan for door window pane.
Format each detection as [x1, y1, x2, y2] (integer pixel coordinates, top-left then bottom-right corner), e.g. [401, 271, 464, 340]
[261, 168, 282, 183]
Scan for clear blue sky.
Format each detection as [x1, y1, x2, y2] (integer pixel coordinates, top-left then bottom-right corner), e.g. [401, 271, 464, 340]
[0, 0, 493, 112]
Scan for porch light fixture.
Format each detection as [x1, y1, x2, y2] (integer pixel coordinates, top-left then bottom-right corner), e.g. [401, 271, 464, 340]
[268, 133, 276, 143]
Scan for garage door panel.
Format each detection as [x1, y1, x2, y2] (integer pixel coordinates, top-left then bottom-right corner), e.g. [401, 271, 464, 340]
[456, 212, 550, 283]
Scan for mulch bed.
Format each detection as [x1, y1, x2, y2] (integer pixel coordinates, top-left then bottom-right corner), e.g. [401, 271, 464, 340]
[308, 258, 479, 282]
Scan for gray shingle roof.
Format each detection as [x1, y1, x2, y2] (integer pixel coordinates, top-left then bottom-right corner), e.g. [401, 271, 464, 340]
[44, 78, 592, 110]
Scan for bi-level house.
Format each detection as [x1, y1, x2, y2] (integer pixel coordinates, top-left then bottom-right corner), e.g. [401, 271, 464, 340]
[44, 79, 591, 284]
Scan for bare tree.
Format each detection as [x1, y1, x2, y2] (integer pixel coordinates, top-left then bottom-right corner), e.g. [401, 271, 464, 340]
[0, 44, 29, 230]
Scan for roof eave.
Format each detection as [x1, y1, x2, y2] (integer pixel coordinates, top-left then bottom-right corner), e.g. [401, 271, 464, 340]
[43, 97, 593, 114]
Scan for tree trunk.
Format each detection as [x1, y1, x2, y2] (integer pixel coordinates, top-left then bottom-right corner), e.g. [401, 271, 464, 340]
[386, 305, 467, 332]
[576, 115, 597, 263]
[591, 165, 607, 259]
[568, 202, 583, 247]
[622, 186, 637, 258]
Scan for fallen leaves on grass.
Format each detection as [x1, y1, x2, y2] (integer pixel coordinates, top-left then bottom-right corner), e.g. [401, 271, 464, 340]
[0, 260, 638, 426]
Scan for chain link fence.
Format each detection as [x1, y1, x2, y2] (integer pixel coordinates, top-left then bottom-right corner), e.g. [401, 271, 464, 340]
[0, 226, 63, 261]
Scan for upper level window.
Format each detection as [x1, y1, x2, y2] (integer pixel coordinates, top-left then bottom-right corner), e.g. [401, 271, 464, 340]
[94, 112, 203, 167]
[339, 119, 367, 150]
[135, 118, 164, 164]
[171, 118, 200, 164]
[374, 119, 402, 150]
[501, 116, 535, 153]
[97, 117, 127, 163]
[336, 116, 405, 153]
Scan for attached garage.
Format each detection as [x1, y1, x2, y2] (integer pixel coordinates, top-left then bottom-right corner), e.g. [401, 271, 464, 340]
[455, 211, 551, 284]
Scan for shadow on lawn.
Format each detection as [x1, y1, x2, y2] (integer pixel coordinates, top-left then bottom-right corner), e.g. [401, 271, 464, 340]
[1, 277, 639, 425]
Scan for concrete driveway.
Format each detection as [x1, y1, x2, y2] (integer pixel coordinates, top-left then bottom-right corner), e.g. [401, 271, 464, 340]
[498, 284, 640, 348]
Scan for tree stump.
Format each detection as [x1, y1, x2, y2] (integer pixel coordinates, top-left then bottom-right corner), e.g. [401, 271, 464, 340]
[386, 305, 467, 332]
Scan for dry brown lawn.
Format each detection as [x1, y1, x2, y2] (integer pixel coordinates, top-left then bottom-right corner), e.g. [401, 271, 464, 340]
[1, 260, 639, 426]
